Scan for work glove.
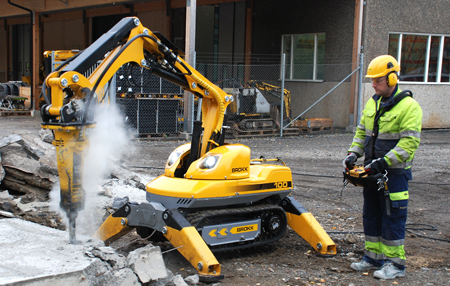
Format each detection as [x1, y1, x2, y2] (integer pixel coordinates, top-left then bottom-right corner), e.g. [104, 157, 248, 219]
[364, 158, 389, 175]
[342, 153, 357, 169]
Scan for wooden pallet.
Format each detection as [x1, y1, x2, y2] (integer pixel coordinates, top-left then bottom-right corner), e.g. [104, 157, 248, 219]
[298, 126, 334, 133]
[134, 132, 182, 140]
[292, 118, 334, 133]
[227, 127, 300, 138]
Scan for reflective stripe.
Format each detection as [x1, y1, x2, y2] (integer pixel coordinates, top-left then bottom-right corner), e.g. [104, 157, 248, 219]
[387, 256, 406, 266]
[378, 132, 401, 140]
[381, 238, 405, 247]
[401, 130, 421, 139]
[383, 244, 406, 263]
[353, 137, 365, 145]
[386, 146, 410, 166]
[388, 160, 412, 169]
[365, 249, 385, 260]
[365, 235, 381, 243]
[365, 238, 406, 264]
[358, 123, 366, 131]
[390, 191, 409, 201]
[393, 146, 410, 161]
[366, 129, 373, 136]
[349, 146, 364, 156]
[385, 150, 400, 165]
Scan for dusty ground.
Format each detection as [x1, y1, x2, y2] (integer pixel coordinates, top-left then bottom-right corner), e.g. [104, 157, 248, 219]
[1, 115, 449, 285]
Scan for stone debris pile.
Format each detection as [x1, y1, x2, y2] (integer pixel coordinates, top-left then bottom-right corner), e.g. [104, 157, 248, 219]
[0, 132, 195, 285]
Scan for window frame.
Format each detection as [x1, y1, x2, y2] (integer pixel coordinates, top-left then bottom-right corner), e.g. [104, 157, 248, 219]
[389, 32, 450, 84]
[281, 33, 325, 82]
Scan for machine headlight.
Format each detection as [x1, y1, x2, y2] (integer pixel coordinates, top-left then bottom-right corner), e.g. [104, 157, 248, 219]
[166, 149, 183, 168]
[198, 154, 221, 170]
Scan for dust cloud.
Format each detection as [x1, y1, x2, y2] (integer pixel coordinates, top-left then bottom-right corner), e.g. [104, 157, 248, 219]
[49, 105, 131, 240]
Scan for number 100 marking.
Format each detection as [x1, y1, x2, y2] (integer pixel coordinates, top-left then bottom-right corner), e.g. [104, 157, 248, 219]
[274, 182, 289, 188]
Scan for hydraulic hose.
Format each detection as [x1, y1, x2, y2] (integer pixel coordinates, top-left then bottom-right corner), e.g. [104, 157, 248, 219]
[189, 72, 225, 136]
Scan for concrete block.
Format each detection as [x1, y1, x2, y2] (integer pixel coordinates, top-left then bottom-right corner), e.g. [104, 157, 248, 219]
[89, 246, 128, 269]
[184, 274, 200, 285]
[128, 244, 168, 283]
[4, 270, 89, 286]
[173, 274, 189, 286]
[149, 269, 174, 286]
[113, 268, 140, 286]
[0, 218, 103, 285]
[82, 258, 113, 286]
[0, 134, 22, 148]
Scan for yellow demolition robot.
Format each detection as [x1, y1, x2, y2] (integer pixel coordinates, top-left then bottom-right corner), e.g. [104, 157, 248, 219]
[40, 17, 336, 282]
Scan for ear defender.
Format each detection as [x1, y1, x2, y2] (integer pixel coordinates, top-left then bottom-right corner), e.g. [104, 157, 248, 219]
[386, 62, 398, 87]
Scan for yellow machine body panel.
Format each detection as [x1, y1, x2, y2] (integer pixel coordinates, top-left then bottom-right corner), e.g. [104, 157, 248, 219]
[185, 144, 250, 180]
[147, 164, 292, 199]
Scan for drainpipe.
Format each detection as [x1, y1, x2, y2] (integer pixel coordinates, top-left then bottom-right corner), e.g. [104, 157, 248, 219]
[7, 0, 34, 111]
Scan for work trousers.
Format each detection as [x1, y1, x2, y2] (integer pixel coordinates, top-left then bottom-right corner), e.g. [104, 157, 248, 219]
[361, 172, 409, 270]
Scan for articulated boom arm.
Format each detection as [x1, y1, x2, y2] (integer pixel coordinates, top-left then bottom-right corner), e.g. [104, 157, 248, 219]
[40, 17, 232, 244]
[41, 16, 231, 156]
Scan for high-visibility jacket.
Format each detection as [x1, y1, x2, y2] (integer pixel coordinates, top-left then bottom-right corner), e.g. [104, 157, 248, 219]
[349, 88, 422, 176]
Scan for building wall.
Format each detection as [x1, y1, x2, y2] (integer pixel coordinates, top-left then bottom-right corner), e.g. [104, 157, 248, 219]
[362, 83, 450, 129]
[362, 0, 450, 129]
[362, 0, 450, 65]
[43, 19, 84, 51]
[0, 27, 6, 82]
[251, 0, 356, 127]
[137, 9, 169, 35]
[252, 0, 355, 64]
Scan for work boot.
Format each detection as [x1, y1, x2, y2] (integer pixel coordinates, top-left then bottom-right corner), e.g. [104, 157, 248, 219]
[350, 260, 381, 271]
[373, 262, 405, 279]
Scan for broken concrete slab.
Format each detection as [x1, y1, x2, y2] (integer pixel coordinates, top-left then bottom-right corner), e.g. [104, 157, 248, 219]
[0, 152, 4, 182]
[112, 268, 141, 286]
[39, 129, 54, 144]
[0, 218, 103, 285]
[172, 274, 190, 286]
[14, 199, 50, 212]
[128, 243, 168, 283]
[0, 218, 178, 286]
[0, 210, 14, 218]
[0, 134, 22, 149]
[89, 246, 128, 269]
[184, 274, 200, 285]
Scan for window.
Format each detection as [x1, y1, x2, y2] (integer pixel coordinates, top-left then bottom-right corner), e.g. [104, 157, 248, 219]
[282, 33, 325, 81]
[389, 33, 450, 83]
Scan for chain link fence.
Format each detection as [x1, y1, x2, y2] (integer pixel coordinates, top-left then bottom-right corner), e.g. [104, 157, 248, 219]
[114, 57, 362, 138]
[115, 64, 184, 137]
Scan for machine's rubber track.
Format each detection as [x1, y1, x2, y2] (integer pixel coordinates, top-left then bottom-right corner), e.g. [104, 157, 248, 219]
[187, 204, 287, 252]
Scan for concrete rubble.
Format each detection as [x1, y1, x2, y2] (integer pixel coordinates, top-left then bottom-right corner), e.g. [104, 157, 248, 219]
[0, 218, 186, 286]
[0, 133, 199, 285]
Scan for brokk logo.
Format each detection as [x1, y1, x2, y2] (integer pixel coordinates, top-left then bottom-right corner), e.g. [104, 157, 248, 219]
[237, 225, 254, 232]
[232, 167, 248, 173]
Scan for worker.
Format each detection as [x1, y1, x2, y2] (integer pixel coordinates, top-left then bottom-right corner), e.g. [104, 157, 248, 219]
[343, 55, 422, 280]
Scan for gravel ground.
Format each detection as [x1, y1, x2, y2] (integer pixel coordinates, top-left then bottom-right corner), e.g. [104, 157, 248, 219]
[1, 115, 449, 286]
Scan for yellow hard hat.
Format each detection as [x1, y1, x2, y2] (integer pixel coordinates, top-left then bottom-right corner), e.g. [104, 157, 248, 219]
[365, 55, 400, 78]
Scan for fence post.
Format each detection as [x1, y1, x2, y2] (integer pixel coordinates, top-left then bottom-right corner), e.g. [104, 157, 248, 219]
[280, 53, 286, 137]
[190, 51, 196, 132]
[356, 53, 364, 126]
